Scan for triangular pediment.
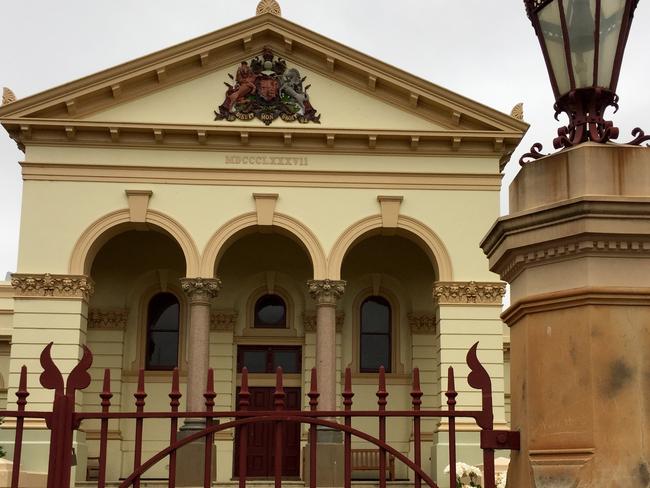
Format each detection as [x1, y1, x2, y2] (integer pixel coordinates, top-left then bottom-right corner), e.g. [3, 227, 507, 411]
[0, 13, 527, 158]
[84, 59, 448, 131]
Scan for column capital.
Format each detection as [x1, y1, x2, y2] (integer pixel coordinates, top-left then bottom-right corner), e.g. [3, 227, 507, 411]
[433, 281, 505, 305]
[180, 277, 222, 303]
[11, 273, 95, 301]
[306, 279, 346, 306]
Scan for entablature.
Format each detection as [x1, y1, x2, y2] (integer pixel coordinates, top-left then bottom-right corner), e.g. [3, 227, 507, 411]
[4, 118, 521, 158]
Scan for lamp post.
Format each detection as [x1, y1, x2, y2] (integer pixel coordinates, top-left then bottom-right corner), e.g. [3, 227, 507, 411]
[521, 0, 649, 163]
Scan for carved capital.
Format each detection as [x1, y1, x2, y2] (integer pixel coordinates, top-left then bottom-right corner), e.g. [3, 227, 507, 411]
[303, 311, 345, 332]
[89, 309, 128, 330]
[180, 277, 222, 303]
[11, 273, 95, 300]
[210, 310, 238, 331]
[306, 279, 346, 306]
[433, 281, 506, 305]
[408, 313, 436, 334]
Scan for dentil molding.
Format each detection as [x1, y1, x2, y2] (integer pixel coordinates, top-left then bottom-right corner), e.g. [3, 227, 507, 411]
[433, 281, 505, 305]
[11, 273, 95, 300]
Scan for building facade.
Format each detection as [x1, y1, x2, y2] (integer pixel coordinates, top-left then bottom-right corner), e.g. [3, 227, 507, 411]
[0, 5, 526, 485]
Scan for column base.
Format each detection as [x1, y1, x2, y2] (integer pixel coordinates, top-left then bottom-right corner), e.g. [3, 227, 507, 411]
[175, 420, 217, 487]
[303, 429, 343, 487]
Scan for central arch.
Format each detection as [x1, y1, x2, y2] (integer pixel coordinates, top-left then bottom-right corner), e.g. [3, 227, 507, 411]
[200, 212, 327, 279]
[328, 215, 453, 281]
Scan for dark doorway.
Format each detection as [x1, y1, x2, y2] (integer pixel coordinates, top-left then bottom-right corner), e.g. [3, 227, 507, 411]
[234, 387, 301, 478]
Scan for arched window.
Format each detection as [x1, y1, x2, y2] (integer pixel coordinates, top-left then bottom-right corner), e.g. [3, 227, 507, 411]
[360, 296, 392, 373]
[254, 294, 287, 328]
[146, 292, 180, 370]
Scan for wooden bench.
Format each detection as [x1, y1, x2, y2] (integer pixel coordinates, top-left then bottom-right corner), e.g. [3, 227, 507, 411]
[351, 449, 396, 480]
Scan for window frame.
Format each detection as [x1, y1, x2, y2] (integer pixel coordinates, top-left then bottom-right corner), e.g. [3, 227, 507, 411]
[144, 291, 182, 371]
[253, 293, 288, 329]
[359, 295, 393, 373]
[350, 287, 403, 375]
[236, 345, 303, 374]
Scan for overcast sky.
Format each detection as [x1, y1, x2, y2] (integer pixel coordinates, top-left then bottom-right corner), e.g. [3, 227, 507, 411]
[1, 0, 649, 278]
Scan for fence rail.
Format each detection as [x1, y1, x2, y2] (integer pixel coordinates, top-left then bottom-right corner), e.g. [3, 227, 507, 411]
[1, 342, 519, 488]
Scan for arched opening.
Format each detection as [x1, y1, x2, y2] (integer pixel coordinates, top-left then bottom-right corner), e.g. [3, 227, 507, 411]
[69, 209, 199, 277]
[200, 212, 326, 279]
[85, 227, 188, 479]
[340, 234, 437, 480]
[328, 215, 452, 281]
[217, 230, 311, 478]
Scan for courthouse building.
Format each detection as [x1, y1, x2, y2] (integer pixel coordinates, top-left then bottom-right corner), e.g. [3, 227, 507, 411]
[0, 1, 527, 484]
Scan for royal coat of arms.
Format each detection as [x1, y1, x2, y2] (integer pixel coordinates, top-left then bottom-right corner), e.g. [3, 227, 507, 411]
[214, 48, 321, 125]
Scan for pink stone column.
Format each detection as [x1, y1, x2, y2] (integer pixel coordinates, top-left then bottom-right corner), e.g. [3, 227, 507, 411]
[307, 279, 346, 411]
[180, 277, 222, 414]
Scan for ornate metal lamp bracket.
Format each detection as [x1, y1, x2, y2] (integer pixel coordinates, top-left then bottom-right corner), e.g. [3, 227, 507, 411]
[520, 124, 650, 166]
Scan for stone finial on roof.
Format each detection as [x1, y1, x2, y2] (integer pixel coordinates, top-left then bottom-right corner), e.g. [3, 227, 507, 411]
[510, 102, 524, 121]
[256, 0, 282, 16]
[2, 87, 16, 106]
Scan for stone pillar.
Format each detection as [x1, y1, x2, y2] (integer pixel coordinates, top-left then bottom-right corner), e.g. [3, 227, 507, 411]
[481, 145, 650, 488]
[4, 273, 94, 485]
[177, 277, 221, 487]
[180, 277, 222, 415]
[431, 281, 507, 486]
[305, 279, 345, 487]
[306, 279, 346, 412]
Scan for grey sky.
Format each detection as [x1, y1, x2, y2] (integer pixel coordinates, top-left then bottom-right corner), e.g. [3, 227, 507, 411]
[1, 0, 649, 277]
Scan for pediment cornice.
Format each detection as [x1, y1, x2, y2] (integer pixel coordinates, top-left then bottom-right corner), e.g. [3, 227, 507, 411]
[3, 117, 522, 157]
[1, 13, 527, 159]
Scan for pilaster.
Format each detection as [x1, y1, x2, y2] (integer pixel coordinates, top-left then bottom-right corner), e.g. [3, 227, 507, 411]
[5, 273, 93, 481]
[431, 281, 506, 485]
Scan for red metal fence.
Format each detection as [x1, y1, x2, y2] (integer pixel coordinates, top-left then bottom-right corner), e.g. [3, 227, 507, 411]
[1, 342, 519, 488]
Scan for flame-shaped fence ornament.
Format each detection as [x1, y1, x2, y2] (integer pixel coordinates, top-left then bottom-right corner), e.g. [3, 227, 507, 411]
[2, 341, 519, 488]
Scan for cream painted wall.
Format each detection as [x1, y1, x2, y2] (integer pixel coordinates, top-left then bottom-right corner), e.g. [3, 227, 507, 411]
[25, 146, 500, 175]
[17, 178, 500, 282]
[84, 61, 446, 131]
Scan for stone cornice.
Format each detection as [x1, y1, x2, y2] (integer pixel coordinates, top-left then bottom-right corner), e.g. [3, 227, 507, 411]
[433, 281, 506, 305]
[210, 310, 238, 331]
[502, 286, 650, 326]
[482, 198, 650, 258]
[88, 308, 128, 330]
[3, 119, 520, 157]
[501, 237, 650, 283]
[481, 198, 650, 282]
[11, 273, 94, 300]
[303, 311, 344, 332]
[407, 313, 437, 334]
[307, 279, 346, 306]
[180, 277, 222, 303]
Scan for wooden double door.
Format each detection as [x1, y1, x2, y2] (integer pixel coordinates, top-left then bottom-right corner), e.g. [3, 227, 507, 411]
[234, 387, 301, 478]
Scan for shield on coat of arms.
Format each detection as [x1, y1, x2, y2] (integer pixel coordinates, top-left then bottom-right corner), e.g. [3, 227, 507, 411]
[257, 75, 280, 102]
